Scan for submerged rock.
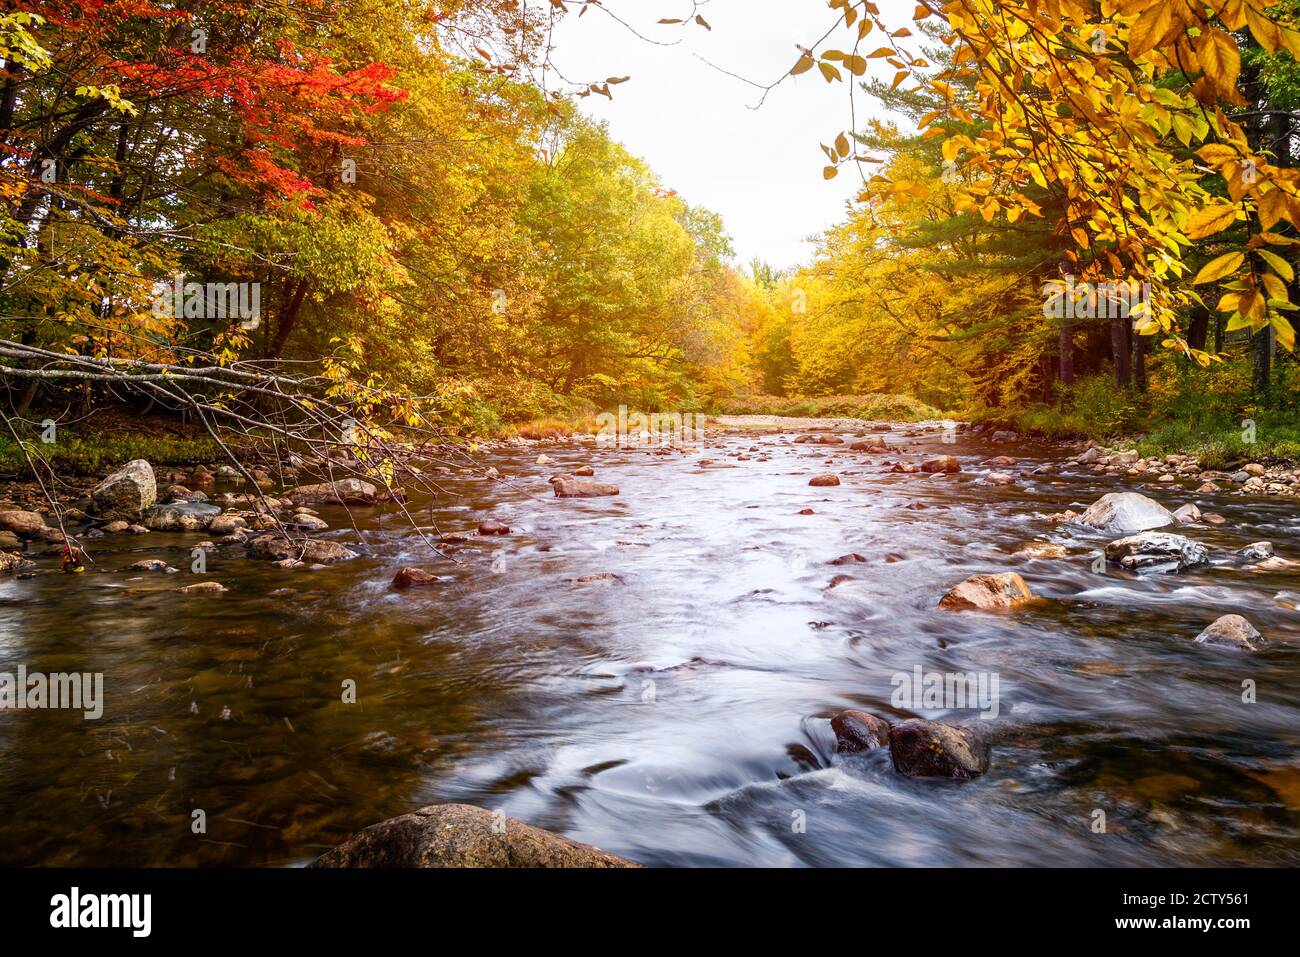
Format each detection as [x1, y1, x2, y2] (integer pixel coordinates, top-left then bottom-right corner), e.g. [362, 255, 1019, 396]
[1194, 614, 1264, 652]
[1104, 532, 1209, 573]
[889, 719, 990, 779]
[477, 520, 511, 536]
[91, 459, 156, 518]
[177, 581, 227, 595]
[1075, 491, 1175, 534]
[309, 803, 638, 868]
[939, 572, 1034, 611]
[831, 710, 891, 753]
[1015, 541, 1067, 560]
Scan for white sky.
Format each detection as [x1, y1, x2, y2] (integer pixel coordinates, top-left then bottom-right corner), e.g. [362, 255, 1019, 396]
[551, 0, 912, 271]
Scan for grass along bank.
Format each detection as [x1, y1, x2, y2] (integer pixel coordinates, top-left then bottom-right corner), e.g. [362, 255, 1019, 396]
[971, 369, 1300, 469]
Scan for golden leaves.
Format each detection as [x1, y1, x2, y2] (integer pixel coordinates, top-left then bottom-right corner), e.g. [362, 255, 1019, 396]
[1257, 247, 1294, 283]
[1192, 252, 1243, 284]
[1185, 203, 1238, 240]
[1127, 4, 1176, 59]
[1196, 29, 1241, 100]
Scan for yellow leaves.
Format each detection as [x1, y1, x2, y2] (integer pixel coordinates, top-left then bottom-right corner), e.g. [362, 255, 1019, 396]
[1196, 144, 1238, 167]
[1257, 247, 1294, 283]
[1196, 29, 1241, 100]
[1245, 5, 1281, 53]
[1192, 252, 1243, 284]
[1184, 203, 1238, 240]
[1258, 188, 1288, 230]
[1127, 4, 1176, 59]
[1273, 314, 1297, 352]
[835, 132, 851, 158]
[791, 53, 815, 76]
[823, 166, 838, 180]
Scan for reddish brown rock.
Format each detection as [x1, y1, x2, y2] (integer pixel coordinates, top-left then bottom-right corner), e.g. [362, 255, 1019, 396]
[921, 455, 961, 473]
[939, 572, 1034, 611]
[393, 567, 440, 589]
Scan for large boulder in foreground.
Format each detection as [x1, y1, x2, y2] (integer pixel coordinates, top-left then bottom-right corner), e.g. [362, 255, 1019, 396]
[553, 478, 620, 498]
[287, 478, 378, 506]
[248, 536, 358, 564]
[1104, 531, 1209, 573]
[1195, 615, 1264, 652]
[141, 502, 222, 532]
[889, 719, 990, 779]
[309, 804, 638, 868]
[939, 572, 1034, 611]
[1075, 491, 1175, 535]
[91, 459, 156, 518]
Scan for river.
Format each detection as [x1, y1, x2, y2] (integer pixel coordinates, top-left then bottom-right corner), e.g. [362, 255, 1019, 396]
[1, 419, 1298, 866]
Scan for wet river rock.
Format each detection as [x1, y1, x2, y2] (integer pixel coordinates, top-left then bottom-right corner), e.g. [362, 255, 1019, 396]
[553, 478, 620, 498]
[248, 536, 359, 564]
[286, 478, 378, 506]
[1075, 491, 1176, 535]
[921, 455, 961, 473]
[1194, 614, 1264, 652]
[888, 719, 990, 779]
[141, 502, 223, 532]
[393, 567, 440, 589]
[1104, 531, 1209, 573]
[309, 803, 638, 868]
[939, 572, 1034, 611]
[831, 710, 891, 753]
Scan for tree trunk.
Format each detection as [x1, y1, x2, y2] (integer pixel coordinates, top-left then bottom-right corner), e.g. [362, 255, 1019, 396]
[1058, 320, 1074, 387]
[1252, 325, 1273, 397]
[1132, 327, 1147, 393]
[1110, 315, 1132, 388]
[1187, 304, 1210, 352]
[267, 280, 309, 360]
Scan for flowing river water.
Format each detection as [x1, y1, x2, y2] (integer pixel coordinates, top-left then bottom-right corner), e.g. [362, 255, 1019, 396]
[1, 419, 1299, 867]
